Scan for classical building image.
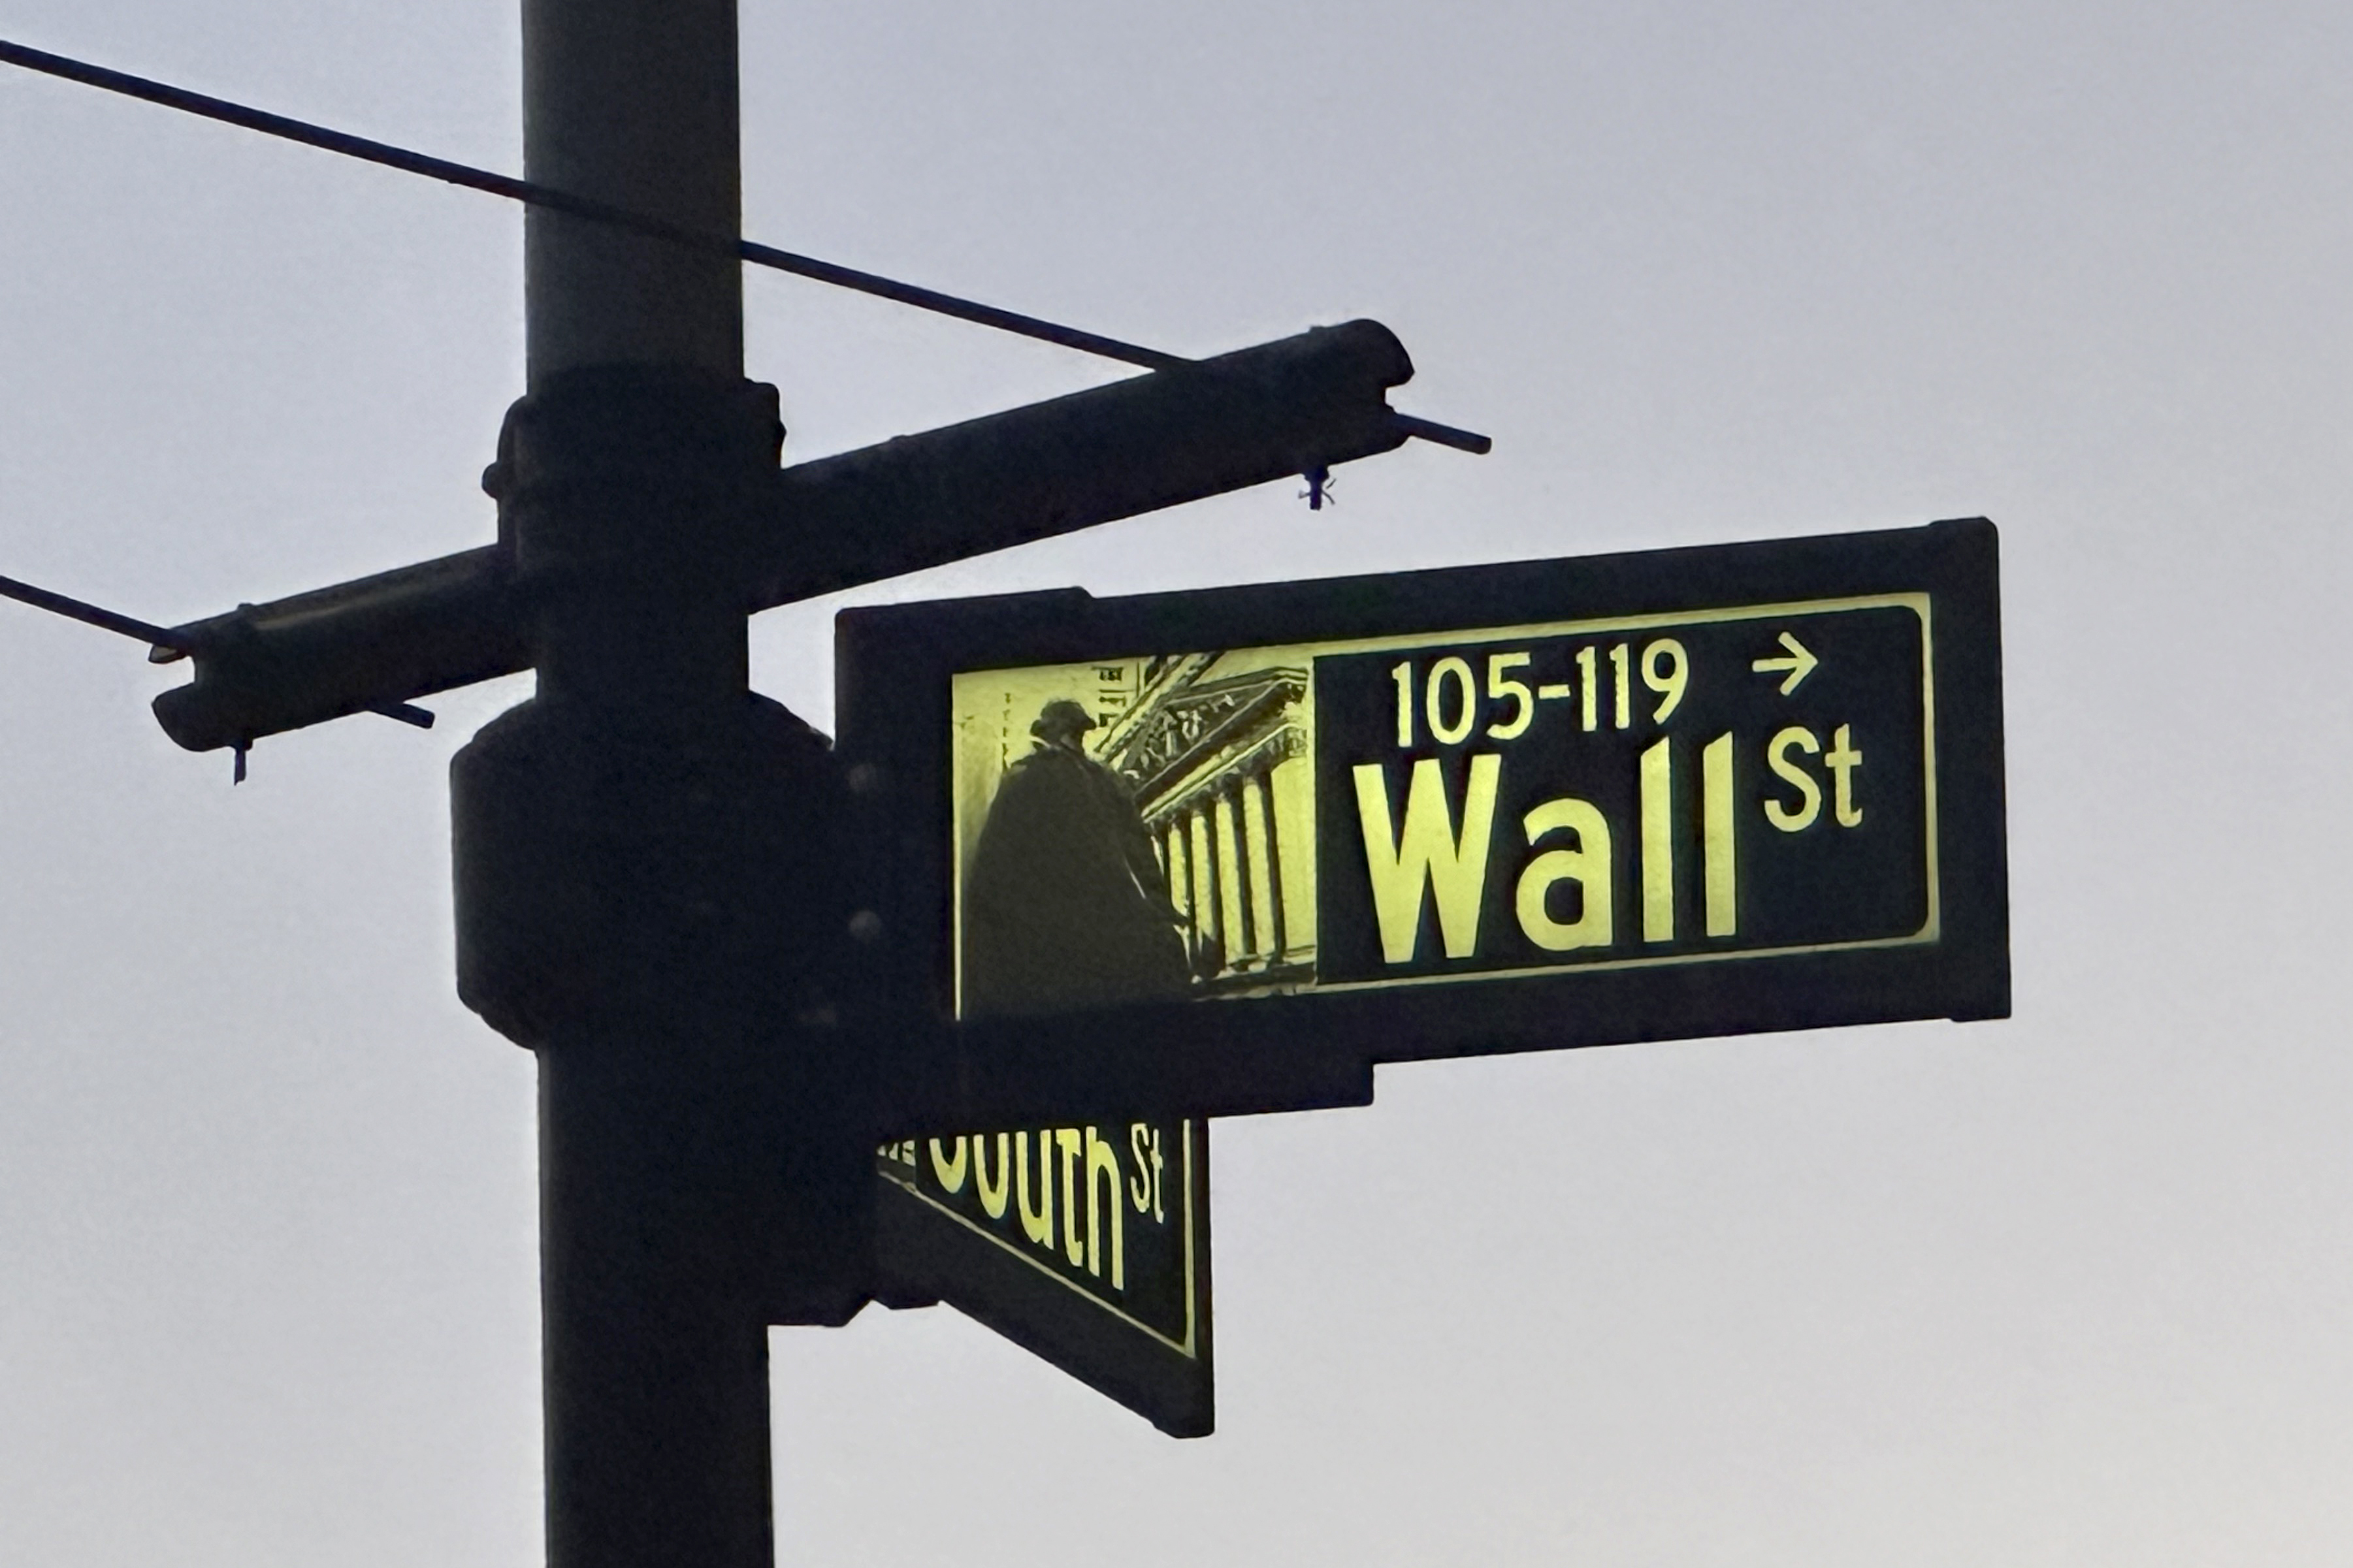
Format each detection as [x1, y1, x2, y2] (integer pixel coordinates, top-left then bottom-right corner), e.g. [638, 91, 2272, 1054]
[950, 646, 1320, 1012]
[1092, 650, 1317, 995]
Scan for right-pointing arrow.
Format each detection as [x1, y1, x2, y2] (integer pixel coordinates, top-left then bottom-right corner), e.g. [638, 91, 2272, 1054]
[1752, 630, 1819, 695]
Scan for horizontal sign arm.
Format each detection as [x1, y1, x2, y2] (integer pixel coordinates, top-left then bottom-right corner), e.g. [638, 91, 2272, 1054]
[151, 322, 1428, 752]
[150, 547, 529, 752]
[752, 319, 1418, 604]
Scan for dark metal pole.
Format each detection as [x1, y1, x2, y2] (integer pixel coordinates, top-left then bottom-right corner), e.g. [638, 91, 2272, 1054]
[454, 5, 866, 1566]
[521, 0, 741, 383]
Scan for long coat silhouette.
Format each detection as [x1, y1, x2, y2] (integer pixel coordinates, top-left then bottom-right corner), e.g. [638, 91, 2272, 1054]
[962, 738, 1191, 1017]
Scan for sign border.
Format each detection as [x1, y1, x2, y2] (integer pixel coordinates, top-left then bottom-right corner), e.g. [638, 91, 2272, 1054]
[837, 517, 2007, 1114]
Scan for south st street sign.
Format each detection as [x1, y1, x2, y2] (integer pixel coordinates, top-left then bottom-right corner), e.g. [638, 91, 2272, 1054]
[841, 517, 2009, 1433]
[873, 1118, 1213, 1435]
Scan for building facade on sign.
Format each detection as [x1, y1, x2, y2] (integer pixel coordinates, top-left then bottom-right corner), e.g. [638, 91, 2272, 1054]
[1105, 654, 1316, 992]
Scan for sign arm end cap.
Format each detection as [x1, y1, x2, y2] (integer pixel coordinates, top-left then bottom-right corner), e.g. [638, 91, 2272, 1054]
[1394, 413, 1493, 454]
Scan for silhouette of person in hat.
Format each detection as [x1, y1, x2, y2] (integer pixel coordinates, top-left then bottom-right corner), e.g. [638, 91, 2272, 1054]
[962, 699, 1191, 1017]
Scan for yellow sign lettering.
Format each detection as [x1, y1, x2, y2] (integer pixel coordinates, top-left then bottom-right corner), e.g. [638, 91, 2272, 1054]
[928, 1136, 968, 1192]
[1015, 1130, 1054, 1247]
[1352, 755, 1502, 963]
[1514, 795, 1613, 952]
[1129, 1123, 1154, 1213]
[1640, 738, 1674, 943]
[973, 1132, 1012, 1220]
[1056, 1128, 1086, 1266]
[1765, 726, 1823, 832]
[1084, 1127, 1126, 1288]
[1826, 723, 1864, 826]
[1703, 733, 1736, 936]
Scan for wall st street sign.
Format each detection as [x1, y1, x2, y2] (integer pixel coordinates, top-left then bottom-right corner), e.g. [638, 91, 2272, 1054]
[841, 517, 2008, 1433]
[1312, 596, 1931, 984]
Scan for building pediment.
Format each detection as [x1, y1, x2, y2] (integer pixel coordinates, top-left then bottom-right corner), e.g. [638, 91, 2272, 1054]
[1106, 664, 1306, 807]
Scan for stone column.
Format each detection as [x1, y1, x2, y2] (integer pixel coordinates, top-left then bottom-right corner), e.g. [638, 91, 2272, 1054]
[1242, 769, 1284, 961]
[1268, 753, 1317, 962]
[1214, 789, 1250, 969]
[1188, 807, 1220, 968]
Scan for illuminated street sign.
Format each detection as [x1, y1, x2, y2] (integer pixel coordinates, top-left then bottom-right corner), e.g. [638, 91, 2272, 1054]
[843, 517, 2005, 1048]
[1311, 596, 1930, 985]
[945, 591, 1936, 1005]
[842, 517, 2007, 1426]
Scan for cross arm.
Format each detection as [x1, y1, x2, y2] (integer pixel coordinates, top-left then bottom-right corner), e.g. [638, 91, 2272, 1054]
[151, 320, 1442, 752]
[150, 545, 528, 751]
[751, 318, 1416, 604]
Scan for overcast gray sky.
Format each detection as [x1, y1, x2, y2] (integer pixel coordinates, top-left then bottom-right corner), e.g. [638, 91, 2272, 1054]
[3, 1, 2350, 1563]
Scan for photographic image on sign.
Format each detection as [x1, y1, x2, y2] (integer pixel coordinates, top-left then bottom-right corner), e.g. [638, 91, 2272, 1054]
[950, 596, 1934, 1018]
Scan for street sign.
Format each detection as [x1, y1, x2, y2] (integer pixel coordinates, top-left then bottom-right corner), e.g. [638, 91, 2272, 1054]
[841, 516, 2006, 1085]
[140, 321, 1424, 755]
[873, 1117, 1214, 1437]
[839, 517, 2006, 1434]
[841, 518, 2005, 1433]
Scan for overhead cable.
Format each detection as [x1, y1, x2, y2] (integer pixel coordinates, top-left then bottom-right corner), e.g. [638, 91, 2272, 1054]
[0, 38, 1489, 453]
